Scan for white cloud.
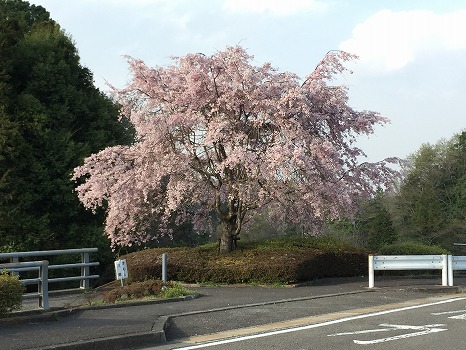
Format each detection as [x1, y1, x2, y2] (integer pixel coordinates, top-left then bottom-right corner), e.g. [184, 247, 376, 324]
[340, 9, 466, 73]
[82, 0, 163, 6]
[223, 0, 327, 16]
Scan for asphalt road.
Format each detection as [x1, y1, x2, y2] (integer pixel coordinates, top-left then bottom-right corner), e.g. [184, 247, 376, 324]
[140, 293, 466, 350]
[3, 277, 466, 350]
[147, 294, 466, 350]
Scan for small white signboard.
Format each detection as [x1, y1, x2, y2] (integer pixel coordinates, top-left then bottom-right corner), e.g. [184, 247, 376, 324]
[114, 259, 128, 280]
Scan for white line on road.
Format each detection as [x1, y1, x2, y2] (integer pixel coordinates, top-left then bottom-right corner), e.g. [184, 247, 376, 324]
[431, 308, 466, 320]
[328, 328, 393, 336]
[327, 323, 446, 337]
[329, 323, 448, 344]
[431, 309, 466, 315]
[353, 327, 447, 345]
[173, 297, 466, 350]
[449, 314, 466, 320]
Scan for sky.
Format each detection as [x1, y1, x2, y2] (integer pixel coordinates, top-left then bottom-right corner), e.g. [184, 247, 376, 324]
[28, 0, 466, 163]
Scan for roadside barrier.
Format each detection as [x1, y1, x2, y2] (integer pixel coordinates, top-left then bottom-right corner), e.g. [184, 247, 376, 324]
[368, 254, 450, 288]
[0, 248, 100, 309]
[0, 260, 49, 309]
[369, 254, 466, 288]
[447, 255, 466, 287]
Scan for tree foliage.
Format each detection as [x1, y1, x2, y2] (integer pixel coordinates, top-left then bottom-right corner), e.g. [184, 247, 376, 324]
[0, 0, 131, 252]
[395, 131, 466, 247]
[358, 190, 397, 251]
[73, 46, 399, 252]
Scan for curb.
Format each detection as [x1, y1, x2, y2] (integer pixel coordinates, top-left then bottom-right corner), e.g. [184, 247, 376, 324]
[0, 294, 200, 328]
[404, 285, 464, 293]
[39, 331, 166, 350]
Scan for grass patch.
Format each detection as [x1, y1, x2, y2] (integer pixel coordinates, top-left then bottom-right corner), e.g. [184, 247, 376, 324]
[160, 282, 195, 299]
[101, 280, 195, 304]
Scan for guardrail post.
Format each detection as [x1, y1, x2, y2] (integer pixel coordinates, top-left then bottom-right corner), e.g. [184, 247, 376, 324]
[441, 254, 448, 286]
[447, 255, 454, 286]
[80, 252, 90, 290]
[162, 253, 168, 283]
[39, 260, 49, 310]
[368, 255, 374, 288]
[9, 256, 19, 276]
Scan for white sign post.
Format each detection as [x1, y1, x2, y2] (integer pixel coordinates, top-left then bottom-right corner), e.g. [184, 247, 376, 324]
[114, 259, 128, 286]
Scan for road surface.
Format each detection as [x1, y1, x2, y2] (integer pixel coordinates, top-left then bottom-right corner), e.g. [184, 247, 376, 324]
[147, 295, 466, 350]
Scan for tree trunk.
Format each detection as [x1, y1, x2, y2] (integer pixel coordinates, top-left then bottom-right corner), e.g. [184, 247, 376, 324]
[218, 222, 235, 253]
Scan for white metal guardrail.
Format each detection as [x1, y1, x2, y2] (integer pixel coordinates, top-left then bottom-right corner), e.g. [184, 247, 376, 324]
[0, 248, 99, 290]
[369, 254, 466, 288]
[447, 255, 466, 286]
[368, 255, 449, 288]
[0, 261, 49, 309]
[0, 248, 100, 310]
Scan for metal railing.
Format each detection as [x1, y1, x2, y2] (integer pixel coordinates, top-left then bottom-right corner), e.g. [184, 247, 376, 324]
[447, 255, 466, 286]
[0, 248, 100, 310]
[0, 248, 99, 289]
[368, 254, 449, 288]
[368, 254, 466, 288]
[0, 261, 49, 309]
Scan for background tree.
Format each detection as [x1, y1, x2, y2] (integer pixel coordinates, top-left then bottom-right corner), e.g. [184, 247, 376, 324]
[73, 47, 399, 253]
[358, 189, 397, 251]
[0, 0, 131, 254]
[394, 131, 466, 249]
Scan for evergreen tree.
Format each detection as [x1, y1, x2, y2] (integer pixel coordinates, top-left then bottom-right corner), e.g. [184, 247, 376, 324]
[395, 131, 466, 247]
[359, 190, 397, 251]
[0, 0, 131, 253]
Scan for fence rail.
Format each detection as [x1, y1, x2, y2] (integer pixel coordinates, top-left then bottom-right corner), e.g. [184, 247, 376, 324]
[0, 248, 100, 310]
[368, 254, 466, 288]
[0, 248, 99, 290]
[0, 261, 49, 309]
[368, 254, 449, 288]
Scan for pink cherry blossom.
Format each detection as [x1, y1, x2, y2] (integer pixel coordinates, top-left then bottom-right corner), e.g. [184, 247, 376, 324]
[72, 46, 399, 252]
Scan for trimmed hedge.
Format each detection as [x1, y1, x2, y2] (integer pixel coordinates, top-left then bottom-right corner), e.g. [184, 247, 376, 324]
[0, 270, 24, 316]
[378, 241, 450, 255]
[122, 238, 368, 285]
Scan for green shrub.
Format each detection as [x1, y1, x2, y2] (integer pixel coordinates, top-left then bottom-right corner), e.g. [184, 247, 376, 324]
[244, 236, 361, 252]
[102, 280, 194, 303]
[0, 270, 24, 316]
[122, 238, 368, 285]
[102, 279, 164, 303]
[160, 282, 196, 299]
[378, 241, 450, 255]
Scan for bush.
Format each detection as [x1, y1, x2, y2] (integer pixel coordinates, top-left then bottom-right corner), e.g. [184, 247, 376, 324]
[102, 279, 164, 303]
[378, 241, 450, 255]
[122, 237, 369, 285]
[102, 280, 194, 303]
[0, 270, 24, 316]
[160, 282, 195, 299]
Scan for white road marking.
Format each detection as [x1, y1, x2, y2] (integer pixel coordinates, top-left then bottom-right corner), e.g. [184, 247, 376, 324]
[431, 308, 466, 320]
[328, 323, 446, 337]
[378, 323, 445, 329]
[329, 324, 447, 344]
[432, 309, 466, 315]
[173, 297, 466, 350]
[328, 328, 393, 336]
[353, 326, 447, 345]
[449, 314, 466, 320]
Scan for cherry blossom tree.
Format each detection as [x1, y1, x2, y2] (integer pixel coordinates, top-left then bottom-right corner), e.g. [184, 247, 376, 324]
[73, 46, 398, 253]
